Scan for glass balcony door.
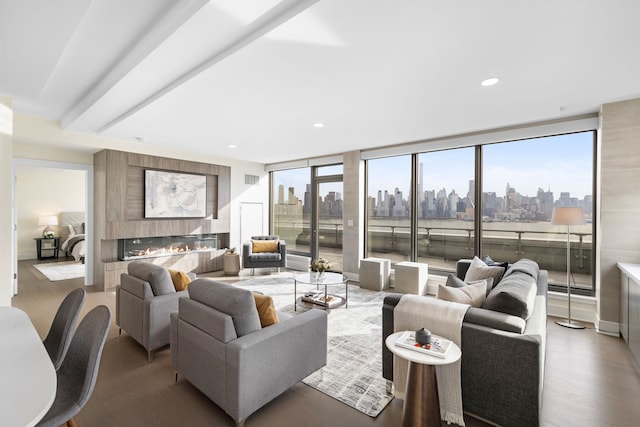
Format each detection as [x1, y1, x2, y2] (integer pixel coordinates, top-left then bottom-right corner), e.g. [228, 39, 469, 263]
[314, 180, 344, 272]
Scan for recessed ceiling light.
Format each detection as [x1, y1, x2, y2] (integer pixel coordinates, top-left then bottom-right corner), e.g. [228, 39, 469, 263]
[133, 136, 145, 142]
[481, 77, 500, 87]
[313, 123, 325, 128]
[228, 145, 238, 149]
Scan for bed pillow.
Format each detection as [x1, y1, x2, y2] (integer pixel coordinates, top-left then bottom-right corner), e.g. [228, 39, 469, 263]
[67, 224, 77, 237]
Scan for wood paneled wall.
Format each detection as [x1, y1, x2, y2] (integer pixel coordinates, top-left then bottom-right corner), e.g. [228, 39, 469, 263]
[93, 149, 231, 290]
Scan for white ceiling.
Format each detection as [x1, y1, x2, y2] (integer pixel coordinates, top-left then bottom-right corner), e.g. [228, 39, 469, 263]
[2, 0, 640, 164]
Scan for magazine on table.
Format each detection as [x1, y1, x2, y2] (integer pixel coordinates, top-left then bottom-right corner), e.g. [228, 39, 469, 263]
[301, 292, 341, 308]
[395, 330, 452, 359]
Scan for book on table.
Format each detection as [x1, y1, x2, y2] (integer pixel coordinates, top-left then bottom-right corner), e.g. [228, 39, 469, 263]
[395, 330, 452, 359]
[301, 292, 341, 308]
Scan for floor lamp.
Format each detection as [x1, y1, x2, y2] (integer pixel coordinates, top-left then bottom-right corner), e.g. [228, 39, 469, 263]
[551, 207, 585, 329]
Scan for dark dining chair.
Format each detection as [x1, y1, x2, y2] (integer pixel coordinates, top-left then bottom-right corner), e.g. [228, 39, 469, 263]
[43, 287, 86, 370]
[37, 305, 111, 427]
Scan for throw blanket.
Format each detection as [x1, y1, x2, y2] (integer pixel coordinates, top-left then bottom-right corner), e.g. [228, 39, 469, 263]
[394, 295, 469, 426]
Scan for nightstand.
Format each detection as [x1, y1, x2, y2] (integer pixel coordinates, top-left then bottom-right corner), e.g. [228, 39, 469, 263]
[34, 237, 60, 260]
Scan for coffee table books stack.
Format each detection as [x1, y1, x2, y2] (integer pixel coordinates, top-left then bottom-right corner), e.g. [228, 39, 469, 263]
[301, 292, 342, 308]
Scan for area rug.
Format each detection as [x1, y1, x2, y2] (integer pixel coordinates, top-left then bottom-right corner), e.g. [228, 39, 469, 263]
[234, 273, 394, 417]
[33, 261, 85, 281]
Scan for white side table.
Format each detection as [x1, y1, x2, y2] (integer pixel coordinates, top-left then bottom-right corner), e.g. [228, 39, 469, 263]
[359, 257, 391, 291]
[386, 331, 461, 427]
[394, 261, 428, 295]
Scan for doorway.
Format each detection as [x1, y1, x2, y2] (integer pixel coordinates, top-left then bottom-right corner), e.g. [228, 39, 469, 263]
[312, 166, 343, 272]
[13, 158, 94, 294]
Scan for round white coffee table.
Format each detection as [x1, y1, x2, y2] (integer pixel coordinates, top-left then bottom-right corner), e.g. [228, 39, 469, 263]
[386, 331, 461, 427]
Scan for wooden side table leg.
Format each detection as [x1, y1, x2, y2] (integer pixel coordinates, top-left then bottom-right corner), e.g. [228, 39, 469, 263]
[402, 362, 440, 427]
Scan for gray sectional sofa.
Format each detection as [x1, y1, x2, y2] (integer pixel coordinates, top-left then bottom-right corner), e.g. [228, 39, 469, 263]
[382, 259, 548, 427]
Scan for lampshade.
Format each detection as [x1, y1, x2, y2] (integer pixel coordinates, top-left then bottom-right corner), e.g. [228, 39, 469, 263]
[551, 207, 585, 226]
[38, 215, 58, 226]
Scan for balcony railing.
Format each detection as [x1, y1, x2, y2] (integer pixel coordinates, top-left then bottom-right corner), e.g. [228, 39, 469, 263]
[274, 219, 593, 293]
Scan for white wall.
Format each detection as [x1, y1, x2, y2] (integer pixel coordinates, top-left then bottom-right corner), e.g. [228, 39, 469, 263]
[1, 97, 13, 306]
[16, 165, 86, 260]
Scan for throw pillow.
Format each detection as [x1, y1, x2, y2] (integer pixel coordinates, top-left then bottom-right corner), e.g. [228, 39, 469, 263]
[252, 239, 279, 253]
[483, 256, 509, 283]
[446, 273, 494, 297]
[464, 256, 505, 284]
[168, 269, 192, 291]
[252, 292, 280, 327]
[482, 275, 537, 319]
[437, 282, 486, 307]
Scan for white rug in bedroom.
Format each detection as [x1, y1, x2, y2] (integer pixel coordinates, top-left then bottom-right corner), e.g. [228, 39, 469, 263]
[33, 261, 85, 281]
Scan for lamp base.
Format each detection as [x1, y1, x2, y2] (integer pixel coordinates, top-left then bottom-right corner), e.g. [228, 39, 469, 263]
[555, 319, 585, 329]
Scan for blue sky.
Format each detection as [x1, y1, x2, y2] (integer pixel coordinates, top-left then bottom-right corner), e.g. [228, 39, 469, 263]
[276, 131, 594, 203]
[369, 132, 594, 201]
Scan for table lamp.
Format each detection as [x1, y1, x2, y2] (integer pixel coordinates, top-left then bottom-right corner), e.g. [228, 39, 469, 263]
[38, 215, 58, 238]
[551, 207, 585, 329]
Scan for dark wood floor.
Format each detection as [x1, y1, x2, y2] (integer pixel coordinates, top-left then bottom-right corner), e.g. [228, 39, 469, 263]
[12, 259, 640, 427]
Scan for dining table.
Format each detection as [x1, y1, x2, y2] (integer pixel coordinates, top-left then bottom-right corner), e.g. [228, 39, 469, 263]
[0, 306, 57, 427]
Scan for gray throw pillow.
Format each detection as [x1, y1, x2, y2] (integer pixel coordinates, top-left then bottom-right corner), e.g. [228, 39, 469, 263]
[446, 273, 494, 297]
[482, 274, 536, 320]
[127, 262, 176, 296]
[188, 279, 261, 337]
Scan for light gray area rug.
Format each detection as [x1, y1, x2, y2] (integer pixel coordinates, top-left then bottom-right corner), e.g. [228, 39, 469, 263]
[33, 261, 85, 281]
[235, 273, 394, 417]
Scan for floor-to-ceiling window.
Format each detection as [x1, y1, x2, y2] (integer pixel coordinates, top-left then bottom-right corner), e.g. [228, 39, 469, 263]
[482, 132, 594, 294]
[272, 167, 310, 255]
[416, 147, 475, 271]
[364, 129, 596, 294]
[366, 155, 412, 264]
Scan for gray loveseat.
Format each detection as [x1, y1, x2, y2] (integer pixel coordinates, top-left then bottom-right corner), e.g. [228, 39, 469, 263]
[170, 278, 327, 427]
[382, 259, 547, 427]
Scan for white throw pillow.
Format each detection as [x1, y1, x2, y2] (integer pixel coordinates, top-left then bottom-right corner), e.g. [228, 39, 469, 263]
[464, 256, 505, 283]
[437, 281, 486, 307]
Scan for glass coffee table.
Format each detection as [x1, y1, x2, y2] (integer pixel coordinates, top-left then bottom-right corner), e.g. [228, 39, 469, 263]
[294, 272, 348, 311]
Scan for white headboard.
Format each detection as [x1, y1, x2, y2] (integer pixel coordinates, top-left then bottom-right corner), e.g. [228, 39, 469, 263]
[59, 211, 86, 241]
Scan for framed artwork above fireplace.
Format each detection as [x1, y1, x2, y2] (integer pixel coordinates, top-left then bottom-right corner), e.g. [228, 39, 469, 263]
[144, 169, 207, 218]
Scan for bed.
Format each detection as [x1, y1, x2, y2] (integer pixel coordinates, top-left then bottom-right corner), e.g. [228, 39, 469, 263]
[59, 212, 86, 263]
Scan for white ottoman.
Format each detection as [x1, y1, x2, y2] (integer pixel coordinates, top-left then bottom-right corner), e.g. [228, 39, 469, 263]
[359, 258, 391, 291]
[394, 261, 428, 295]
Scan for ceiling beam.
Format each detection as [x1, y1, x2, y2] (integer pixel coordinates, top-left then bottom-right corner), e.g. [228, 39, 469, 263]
[60, 0, 208, 130]
[95, 0, 321, 134]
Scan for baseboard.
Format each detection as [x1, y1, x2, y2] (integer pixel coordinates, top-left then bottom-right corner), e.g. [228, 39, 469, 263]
[547, 292, 597, 325]
[595, 318, 620, 336]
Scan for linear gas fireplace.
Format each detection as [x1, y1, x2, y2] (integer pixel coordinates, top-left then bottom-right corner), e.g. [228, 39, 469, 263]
[118, 234, 217, 261]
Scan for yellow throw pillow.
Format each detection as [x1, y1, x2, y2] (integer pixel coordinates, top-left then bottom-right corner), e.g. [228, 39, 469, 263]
[252, 239, 279, 253]
[252, 292, 279, 327]
[168, 269, 192, 291]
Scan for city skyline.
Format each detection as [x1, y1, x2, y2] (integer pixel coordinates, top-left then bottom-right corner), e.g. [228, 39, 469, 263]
[273, 132, 594, 216]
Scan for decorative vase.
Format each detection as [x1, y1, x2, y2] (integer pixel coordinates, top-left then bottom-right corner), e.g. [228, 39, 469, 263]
[316, 270, 325, 281]
[415, 328, 432, 345]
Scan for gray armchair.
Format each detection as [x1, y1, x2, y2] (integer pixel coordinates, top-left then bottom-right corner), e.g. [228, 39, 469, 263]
[116, 261, 195, 361]
[170, 278, 327, 427]
[242, 235, 287, 274]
